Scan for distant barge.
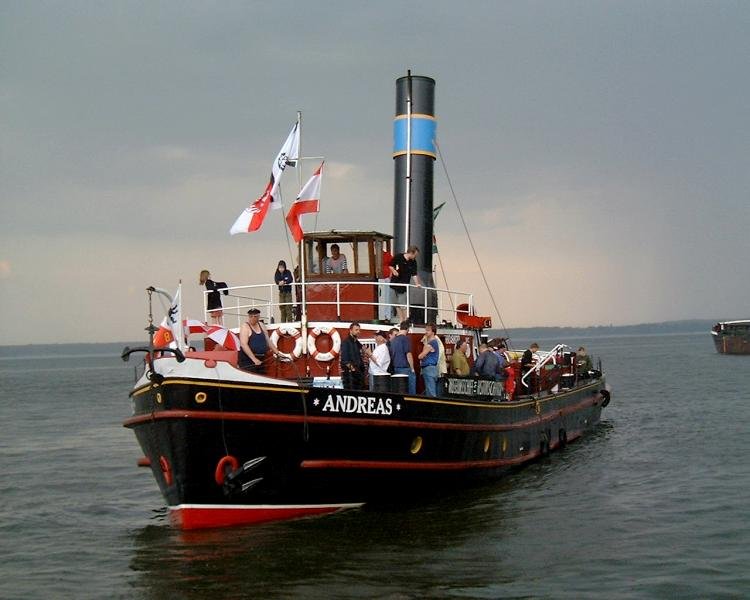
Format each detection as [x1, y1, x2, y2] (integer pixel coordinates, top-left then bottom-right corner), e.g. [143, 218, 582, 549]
[711, 320, 750, 354]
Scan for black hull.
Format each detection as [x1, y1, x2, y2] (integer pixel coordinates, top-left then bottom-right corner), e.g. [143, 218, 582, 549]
[125, 368, 608, 529]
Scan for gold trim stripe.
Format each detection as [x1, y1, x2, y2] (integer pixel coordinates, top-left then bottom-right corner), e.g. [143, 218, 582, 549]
[392, 150, 436, 158]
[394, 113, 436, 121]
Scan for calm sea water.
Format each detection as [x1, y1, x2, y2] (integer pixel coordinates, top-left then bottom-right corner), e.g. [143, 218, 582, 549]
[0, 333, 748, 599]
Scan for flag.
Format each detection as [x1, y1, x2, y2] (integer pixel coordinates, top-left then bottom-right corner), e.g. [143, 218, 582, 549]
[230, 180, 273, 235]
[230, 120, 300, 235]
[270, 119, 300, 210]
[166, 284, 184, 350]
[153, 285, 184, 350]
[286, 162, 323, 243]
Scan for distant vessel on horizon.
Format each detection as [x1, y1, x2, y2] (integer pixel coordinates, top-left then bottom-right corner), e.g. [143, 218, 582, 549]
[711, 320, 750, 354]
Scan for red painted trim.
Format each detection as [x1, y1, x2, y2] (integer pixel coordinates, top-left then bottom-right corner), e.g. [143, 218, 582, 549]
[123, 397, 596, 432]
[170, 504, 356, 530]
[301, 452, 539, 471]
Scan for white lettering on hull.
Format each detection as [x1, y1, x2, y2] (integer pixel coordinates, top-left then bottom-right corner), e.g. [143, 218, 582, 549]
[320, 394, 394, 416]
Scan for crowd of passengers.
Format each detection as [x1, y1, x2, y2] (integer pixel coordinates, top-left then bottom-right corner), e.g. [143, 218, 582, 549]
[233, 309, 595, 399]
[201, 255, 594, 397]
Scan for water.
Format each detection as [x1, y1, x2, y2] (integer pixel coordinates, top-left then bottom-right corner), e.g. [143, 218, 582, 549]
[0, 334, 748, 599]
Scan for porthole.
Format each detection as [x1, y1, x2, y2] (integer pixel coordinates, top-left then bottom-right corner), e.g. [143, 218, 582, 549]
[195, 392, 207, 404]
[410, 436, 423, 455]
[483, 435, 491, 454]
[156, 392, 162, 404]
[502, 437, 508, 454]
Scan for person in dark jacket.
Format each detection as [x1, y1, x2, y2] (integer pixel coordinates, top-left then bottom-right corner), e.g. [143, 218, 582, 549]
[388, 245, 422, 324]
[521, 342, 539, 393]
[340, 322, 369, 390]
[474, 343, 500, 379]
[274, 260, 294, 322]
[199, 269, 228, 325]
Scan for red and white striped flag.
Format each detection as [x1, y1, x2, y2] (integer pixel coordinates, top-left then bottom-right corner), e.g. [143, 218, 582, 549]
[230, 119, 300, 235]
[286, 162, 323, 243]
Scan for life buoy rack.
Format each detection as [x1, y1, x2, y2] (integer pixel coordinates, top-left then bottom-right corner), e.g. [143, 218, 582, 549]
[270, 326, 304, 360]
[307, 326, 341, 362]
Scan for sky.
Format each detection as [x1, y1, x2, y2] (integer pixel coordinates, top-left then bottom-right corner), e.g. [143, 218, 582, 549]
[1, 1, 749, 344]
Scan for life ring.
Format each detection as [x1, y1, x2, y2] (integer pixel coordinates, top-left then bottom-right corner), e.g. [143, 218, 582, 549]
[214, 455, 239, 486]
[270, 326, 304, 360]
[307, 326, 341, 362]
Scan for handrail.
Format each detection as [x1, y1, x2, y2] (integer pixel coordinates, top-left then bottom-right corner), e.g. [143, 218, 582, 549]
[203, 280, 474, 330]
[520, 344, 567, 388]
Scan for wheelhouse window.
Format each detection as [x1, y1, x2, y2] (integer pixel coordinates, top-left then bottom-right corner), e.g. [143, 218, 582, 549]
[301, 231, 392, 281]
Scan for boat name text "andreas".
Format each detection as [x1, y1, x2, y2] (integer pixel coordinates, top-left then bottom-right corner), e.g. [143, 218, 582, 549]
[319, 394, 394, 415]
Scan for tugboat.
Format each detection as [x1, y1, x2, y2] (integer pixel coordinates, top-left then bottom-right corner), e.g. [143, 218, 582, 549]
[122, 74, 611, 530]
[711, 320, 750, 354]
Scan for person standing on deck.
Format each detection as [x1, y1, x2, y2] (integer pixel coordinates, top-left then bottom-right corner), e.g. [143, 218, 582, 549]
[199, 270, 228, 325]
[340, 322, 368, 390]
[474, 343, 500, 379]
[418, 323, 440, 397]
[576, 346, 593, 375]
[391, 321, 416, 394]
[238, 309, 278, 373]
[521, 342, 539, 393]
[389, 245, 422, 324]
[451, 339, 471, 375]
[274, 260, 294, 322]
[436, 333, 447, 377]
[368, 330, 391, 389]
[386, 327, 399, 374]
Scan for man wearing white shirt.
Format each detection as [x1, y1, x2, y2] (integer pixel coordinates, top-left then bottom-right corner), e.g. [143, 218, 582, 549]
[368, 330, 391, 390]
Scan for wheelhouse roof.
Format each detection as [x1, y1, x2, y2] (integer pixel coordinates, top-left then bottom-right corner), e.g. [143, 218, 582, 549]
[304, 230, 393, 241]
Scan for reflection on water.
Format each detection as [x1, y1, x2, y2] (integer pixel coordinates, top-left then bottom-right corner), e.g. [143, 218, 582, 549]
[128, 480, 534, 599]
[127, 431, 618, 599]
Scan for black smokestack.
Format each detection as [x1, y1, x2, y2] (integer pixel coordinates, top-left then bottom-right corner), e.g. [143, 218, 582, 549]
[393, 73, 436, 285]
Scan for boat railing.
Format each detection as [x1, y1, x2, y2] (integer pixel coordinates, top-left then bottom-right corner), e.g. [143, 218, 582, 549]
[204, 281, 474, 330]
[520, 343, 567, 389]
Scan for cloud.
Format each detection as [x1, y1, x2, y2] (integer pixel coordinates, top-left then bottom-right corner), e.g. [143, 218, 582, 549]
[1, 2, 749, 343]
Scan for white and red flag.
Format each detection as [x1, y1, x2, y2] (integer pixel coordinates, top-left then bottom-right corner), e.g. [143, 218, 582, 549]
[286, 162, 323, 243]
[153, 285, 184, 350]
[230, 120, 300, 235]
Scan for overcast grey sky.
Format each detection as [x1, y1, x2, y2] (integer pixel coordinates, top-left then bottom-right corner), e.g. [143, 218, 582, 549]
[1, 1, 748, 344]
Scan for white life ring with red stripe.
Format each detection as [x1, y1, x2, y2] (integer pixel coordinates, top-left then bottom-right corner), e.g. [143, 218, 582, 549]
[270, 326, 304, 360]
[307, 326, 341, 362]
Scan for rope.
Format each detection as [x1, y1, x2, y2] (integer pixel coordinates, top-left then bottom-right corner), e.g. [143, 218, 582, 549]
[433, 238, 455, 313]
[435, 138, 513, 348]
